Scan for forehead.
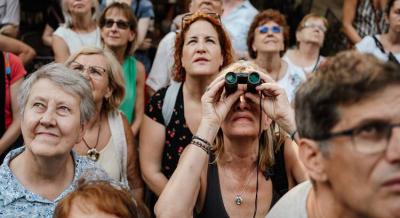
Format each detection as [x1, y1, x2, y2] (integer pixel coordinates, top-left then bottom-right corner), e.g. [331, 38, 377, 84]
[185, 20, 219, 38]
[391, 0, 400, 10]
[28, 79, 80, 105]
[74, 54, 107, 68]
[259, 20, 280, 27]
[332, 85, 400, 132]
[105, 7, 128, 20]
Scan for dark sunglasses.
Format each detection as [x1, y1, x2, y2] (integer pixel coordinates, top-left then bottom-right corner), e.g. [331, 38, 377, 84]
[258, 25, 281, 34]
[181, 12, 221, 30]
[102, 19, 131, 29]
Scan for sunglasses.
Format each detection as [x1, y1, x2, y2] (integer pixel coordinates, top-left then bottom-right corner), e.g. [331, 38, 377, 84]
[258, 25, 282, 34]
[302, 23, 327, 32]
[102, 19, 131, 30]
[181, 12, 221, 30]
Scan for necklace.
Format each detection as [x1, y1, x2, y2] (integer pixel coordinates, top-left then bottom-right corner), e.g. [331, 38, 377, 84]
[82, 117, 102, 161]
[222, 163, 256, 206]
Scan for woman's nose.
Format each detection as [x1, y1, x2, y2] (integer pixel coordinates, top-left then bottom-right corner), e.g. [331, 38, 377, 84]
[236, 95, 251, 110]
[40, 109, 56, 127]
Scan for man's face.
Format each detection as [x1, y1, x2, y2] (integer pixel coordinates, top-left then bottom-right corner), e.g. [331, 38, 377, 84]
[321, 85, 400, 217]
[190, 0, 223, 14]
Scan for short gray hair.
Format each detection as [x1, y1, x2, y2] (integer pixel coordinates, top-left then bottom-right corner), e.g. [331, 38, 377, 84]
[18, 63, 95, 124]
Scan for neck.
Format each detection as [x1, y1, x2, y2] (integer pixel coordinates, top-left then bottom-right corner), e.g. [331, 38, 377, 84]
[87, 108, 102, 129]
[298, 42, 320, 60]
[221, 135, 258, 168]
[222, 0, 243, 16]
[108, 46, 126, 64]
[183, 74, 214, 100]
[386, 30, 400, 44]
[72, 15, 95, 32]
[255, 52, 282, 72]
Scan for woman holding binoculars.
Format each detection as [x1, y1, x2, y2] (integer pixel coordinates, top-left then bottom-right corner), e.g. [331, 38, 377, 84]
[155, 61, 307, 218]
[139, 11, 233, 205]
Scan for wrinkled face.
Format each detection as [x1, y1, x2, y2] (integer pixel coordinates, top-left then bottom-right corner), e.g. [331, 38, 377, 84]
[101, 8, 135, 50]
[21, 79, 83, 158]
[69, 54, 111, 106]
[320, 85, 400, 217]
[181, 20, 223, 78]
[296, 17, 326, 47]
[252, 21, 285, 55]
[190, 0, 223, 14]
[388, 1, 400, 32]
[67, 0, 93, 15]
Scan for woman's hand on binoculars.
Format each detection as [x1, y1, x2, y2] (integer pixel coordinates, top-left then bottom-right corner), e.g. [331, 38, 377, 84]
[245, 78, 295, 133]
[201, 74, 243, 129]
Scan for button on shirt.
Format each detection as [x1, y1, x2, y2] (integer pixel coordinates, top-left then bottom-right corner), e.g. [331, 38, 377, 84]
[0, 147, 108, 218]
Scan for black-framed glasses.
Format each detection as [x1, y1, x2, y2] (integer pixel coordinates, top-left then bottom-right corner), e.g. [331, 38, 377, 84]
[102, 19, 131, 30]
[258, 25, 281, 34]
[314, 122, 400, 155]
[70, 61, 107, 80]
[302, 22, 327, 32]
[181, 12, 221, 30]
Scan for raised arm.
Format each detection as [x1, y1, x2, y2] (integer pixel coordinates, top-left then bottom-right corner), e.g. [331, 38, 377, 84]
[342, 0, 362, 45]
[52, 35, 70, 63]
[0, 35, 36, 65]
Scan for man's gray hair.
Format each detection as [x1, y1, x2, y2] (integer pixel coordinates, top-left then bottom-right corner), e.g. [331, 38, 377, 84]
[18, 63, 95, 124]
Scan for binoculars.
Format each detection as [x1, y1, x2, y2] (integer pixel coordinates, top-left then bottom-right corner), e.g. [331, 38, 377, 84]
[224, 72, 261, 94]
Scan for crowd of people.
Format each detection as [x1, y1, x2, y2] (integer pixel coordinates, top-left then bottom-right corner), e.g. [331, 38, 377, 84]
[0, 0, 399, 218]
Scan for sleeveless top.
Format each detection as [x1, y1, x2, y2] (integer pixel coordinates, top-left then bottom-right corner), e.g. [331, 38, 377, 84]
[119, 56, 138, 124]
[197, 145, 288, 218]
[53, 26, 101, 54]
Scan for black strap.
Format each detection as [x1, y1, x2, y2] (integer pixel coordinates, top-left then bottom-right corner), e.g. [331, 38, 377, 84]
[372, 36, 400, 65]
[0, 52, 6, 136]
[135, 0, 141, 17]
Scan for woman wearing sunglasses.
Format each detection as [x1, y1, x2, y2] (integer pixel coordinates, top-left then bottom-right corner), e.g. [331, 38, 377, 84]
[65, 47, 144, 201]
[99, 2, 145, 138]
[155, 61, 307, 218]
[283, 13, 328, 77]
[140, 12, 233, 203]
[53, 0, 102, 63]
[247, 9, 306, 103]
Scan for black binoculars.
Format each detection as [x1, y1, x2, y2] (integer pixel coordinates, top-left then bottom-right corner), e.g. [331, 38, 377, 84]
[224, 72, 261, 94]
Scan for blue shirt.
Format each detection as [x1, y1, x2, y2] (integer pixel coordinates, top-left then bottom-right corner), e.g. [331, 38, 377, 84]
[100, 0, 154, 19]
[0, 147, 108, 218]
[222, 0, 258, 57]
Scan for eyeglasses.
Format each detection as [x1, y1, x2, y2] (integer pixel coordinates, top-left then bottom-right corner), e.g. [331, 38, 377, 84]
[314, 121, 400, 155]
[258, 25, 282, 34]
[70, 61, 107, 80]
[302, 23, 327, 32]
[181, 12, 221, 30]
[102, 19, 131, 30]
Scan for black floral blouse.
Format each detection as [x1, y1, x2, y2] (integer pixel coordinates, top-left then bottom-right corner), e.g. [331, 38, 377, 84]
[145, 85, 192, 178]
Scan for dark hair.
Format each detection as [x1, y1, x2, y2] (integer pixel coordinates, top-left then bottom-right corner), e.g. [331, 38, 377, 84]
[247, 9, 290, 59]
[172, 12, 234, 82]
[386, 0, 400, 14]
[99, 2, 138, 57]
[295, 51, 400, 140]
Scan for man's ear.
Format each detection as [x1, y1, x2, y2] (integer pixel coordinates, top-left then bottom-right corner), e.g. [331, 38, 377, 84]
[299, 138, 328, 182]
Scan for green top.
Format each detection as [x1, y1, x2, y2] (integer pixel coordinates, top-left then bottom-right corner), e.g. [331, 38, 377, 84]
[119, 56, 137, 124]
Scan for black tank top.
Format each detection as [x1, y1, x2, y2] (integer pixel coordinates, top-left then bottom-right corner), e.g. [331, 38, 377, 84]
[197, 145, 288, 218]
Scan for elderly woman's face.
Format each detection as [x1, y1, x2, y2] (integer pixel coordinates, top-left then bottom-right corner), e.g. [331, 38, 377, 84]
[181, 20, 223, 78]
[21, 79, 84, 157]
[297, 17, 326, 47]
[69, 54, 111, 106]
[67, 0, 93, 15]
[252, 21, 284, 54]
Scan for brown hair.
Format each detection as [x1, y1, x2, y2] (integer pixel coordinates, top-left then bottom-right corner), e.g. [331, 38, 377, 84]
[247, 9, 290, 59]
[53, 180, 140, 218]
[99, 1, 138, 56]
[172, 12, 234, 82]
[212, 61, 287, 172]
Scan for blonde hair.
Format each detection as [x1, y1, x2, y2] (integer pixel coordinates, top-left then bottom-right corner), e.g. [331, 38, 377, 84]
[62, 0, 100, 28]
[65, 46, 125, 114]
[212, 61, 287, 171]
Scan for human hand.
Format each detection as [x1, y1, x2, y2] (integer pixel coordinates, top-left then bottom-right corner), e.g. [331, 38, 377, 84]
[138, 38, 152, 50]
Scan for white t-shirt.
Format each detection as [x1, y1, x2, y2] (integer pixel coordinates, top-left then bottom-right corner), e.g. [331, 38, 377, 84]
[356, 35, 400, 62]
[282, 54, 325, 76]
[54, 26, 101, 54]
[277, 60, 307, 103]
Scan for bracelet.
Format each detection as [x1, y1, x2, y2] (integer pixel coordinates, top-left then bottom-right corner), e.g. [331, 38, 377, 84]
[192, 135, 212, 147]
[289, 130, 298, 141]
[191, 139, 210, 154]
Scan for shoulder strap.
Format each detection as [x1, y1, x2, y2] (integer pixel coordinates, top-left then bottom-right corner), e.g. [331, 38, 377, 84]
[0, 52, 6, 135]
[162, 82, 181, 126]
[372, 35, 386, 53]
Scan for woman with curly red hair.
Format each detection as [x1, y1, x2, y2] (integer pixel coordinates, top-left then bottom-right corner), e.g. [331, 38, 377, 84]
[140, 11, 233, 201]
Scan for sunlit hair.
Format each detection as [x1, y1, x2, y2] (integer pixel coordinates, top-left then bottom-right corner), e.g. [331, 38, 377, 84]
[62, 0, 100, 28]
[172, 12, 234, 82]
[65, 46, 125, 114]
[247, 9, 290, 59]
[296, 13, 329, 33]
[212, 60, 287, 172]
[99, 1, 138, 56]
[18, 63, 95, 125]
[53, 179, 142, 218]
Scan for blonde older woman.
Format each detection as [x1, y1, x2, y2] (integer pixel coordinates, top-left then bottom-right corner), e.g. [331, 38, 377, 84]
[53, 0, 101, 63]
[65, 47, 143, 200]
[0, 63, 108, 217]
[156, 61, 306, 218]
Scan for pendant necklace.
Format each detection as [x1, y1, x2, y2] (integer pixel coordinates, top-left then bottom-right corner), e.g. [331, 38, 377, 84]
[222, 163, 256, 206]
[82, 117, 102, 161]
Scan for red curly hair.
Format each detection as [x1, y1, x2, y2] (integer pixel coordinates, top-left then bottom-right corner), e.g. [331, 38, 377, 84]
[172, 12, 234, 82]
